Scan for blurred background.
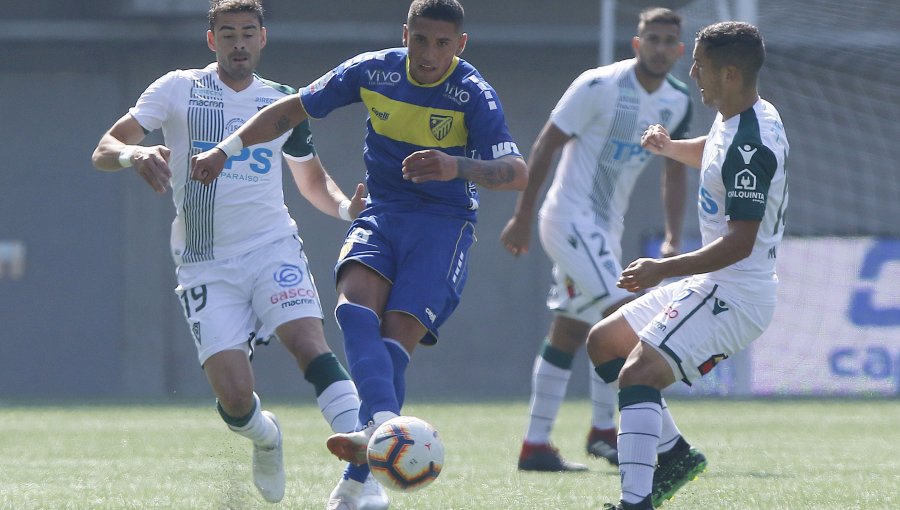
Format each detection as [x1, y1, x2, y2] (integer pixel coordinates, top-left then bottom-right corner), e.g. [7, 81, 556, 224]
[1, 0, 897, 402]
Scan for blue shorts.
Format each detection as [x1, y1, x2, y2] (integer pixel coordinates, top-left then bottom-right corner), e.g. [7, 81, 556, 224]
[335, 210, 476, 345]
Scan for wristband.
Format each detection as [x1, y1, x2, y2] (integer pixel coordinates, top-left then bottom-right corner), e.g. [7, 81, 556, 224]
[118, 146, 135, 168]
[215, 133, 244, 158]
[338, 199, 353, 221]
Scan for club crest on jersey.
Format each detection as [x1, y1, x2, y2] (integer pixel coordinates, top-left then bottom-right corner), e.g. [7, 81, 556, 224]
[660, 108, 672, 125]
[430, 114, 453, 141]
[225, 118, 244, 135]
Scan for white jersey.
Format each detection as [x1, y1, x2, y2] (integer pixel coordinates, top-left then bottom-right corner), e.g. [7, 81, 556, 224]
[696, 98, 789, 305]
[539, 59, 692, 239]
[129, 63, 315, 265]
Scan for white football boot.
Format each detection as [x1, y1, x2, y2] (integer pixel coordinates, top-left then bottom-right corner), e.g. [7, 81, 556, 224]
[359, 475, 390, 510]
[252, 411, 285, 503]
[326, 475, 390, 510]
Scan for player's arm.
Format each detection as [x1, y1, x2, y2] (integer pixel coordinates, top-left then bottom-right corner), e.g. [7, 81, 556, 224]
[642, 124, 705, 169]
[401, 150, 527, 191]
[500, 121, 570, 256]
[286, 155, 366, 221]
[91, 113, 172, 194]
[191, 94, 309, 185]
[617, 219, 759, 293]
[660, 157, 687, 257]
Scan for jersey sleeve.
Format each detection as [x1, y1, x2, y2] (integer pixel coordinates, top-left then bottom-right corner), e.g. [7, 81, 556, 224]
[548, 70, 600, 137]
[299, 56, 364, 120]
[464, 76, 521, 161]
[128, 70, 178, 132]
[722, 141, 777, 221]
[282, 119, 316, 161]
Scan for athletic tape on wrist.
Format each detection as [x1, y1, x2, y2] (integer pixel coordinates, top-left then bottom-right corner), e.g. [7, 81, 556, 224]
[338, 199, 353, 222]
[215, 134, 244, 158]
[118, 146, 135, 168]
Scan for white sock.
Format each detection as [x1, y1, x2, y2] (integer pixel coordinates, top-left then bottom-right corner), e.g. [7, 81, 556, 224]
[373, 411, 398, 427]
[318, 380, 361, 433]
[523, 355, 571, 444]
[618, 399, 661, 504]
[657, 398, 682, 454]
[590, 366, 618, 430]
[228, 393, 279, 448]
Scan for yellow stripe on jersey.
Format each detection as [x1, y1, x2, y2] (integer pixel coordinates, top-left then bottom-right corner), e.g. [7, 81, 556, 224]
[360, 87, 468, 148]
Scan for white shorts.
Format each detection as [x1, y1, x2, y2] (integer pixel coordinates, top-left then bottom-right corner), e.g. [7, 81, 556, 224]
[620, 277, 775, 385]
[174, 235, 324, 366]
[538, 216, 633, 324]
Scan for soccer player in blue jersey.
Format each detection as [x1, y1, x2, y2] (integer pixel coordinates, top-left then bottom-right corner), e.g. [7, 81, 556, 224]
[191, 1, 527, 508]
[595, 22, 788, 510]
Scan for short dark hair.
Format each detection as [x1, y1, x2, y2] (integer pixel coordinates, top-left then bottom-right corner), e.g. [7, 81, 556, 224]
[408, 0, 465, 31]
[208, 0, 264, 31]
[637, 7, 682, 35]
[696, 21, 765, 84]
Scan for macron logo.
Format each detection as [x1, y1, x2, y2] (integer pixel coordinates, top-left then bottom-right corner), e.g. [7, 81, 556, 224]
[738, 144, 757, 164]
[491, 142, 519, 159]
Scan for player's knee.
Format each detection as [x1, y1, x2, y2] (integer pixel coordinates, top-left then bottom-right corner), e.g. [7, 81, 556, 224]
[217, 389, 255, 418]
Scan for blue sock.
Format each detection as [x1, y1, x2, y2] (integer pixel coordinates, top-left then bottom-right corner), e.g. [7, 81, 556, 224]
[336, 303, 400, 417]
[344, 461, 370, 483]
[383, 339, 410, 409]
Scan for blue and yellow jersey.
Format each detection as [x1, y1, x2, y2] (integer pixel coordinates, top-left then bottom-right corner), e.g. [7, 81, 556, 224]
[300, 48, 521, 221]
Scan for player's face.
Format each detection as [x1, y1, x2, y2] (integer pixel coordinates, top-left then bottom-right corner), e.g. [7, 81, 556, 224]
[207, 12, 266, 89]
[403, 16, 467, 85]
[634, 22, 684, 79]
[690, 42, 722, 107]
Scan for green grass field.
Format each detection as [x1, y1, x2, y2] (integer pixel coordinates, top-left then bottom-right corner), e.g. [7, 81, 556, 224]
[1, 399, 897, 509]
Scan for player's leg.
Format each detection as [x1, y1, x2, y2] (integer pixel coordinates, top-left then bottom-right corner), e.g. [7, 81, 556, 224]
[253, 236, 361, 435]
[205, 350, 285, 503]
[329, 338, 408, 509]
[275, 317, 360, 434]
[586, 304, 660, 509]
[536, 217, 632, 468]
[519, 314, 590, 472]
[176, 261, 284, 503]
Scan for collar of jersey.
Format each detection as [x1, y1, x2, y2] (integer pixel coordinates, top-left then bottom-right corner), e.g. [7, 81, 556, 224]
[405, 56, 460, 87]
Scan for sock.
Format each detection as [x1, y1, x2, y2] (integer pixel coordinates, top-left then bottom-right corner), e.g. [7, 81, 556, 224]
[305, 352, 361, 433]
[657, 398, 683, 454]
[218, 392, 279, 448]
[335, 473, 365, 495]
[590, 364, 618, 430]
[336, 303, 400, 417]
[344, 461, 370, 484]
[523, 339, 574, 445]
[383, 338, 410, 409]
[617, 385, 662, 505]
[591, 358, 625, 431]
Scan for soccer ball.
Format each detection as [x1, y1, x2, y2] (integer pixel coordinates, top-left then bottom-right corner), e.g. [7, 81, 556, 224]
[366, 416, 444, 492]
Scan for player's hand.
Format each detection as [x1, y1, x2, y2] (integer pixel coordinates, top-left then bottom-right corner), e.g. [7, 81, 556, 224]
[500, 215, 531, 257]
[617, 257, 667, 293]
[641, 124, 671, 156]
[659, 238, 680, 258]
[190, 149, 228, 186]
[401, 149, 458, 183]
[348, 182, 367, 219]
[133, 145, 172, 194]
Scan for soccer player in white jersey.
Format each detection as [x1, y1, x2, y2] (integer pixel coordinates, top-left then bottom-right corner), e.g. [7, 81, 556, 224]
[501, 7, 692, 472]
[592, 22, 788, 510]
[90, 1, 380, 505]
